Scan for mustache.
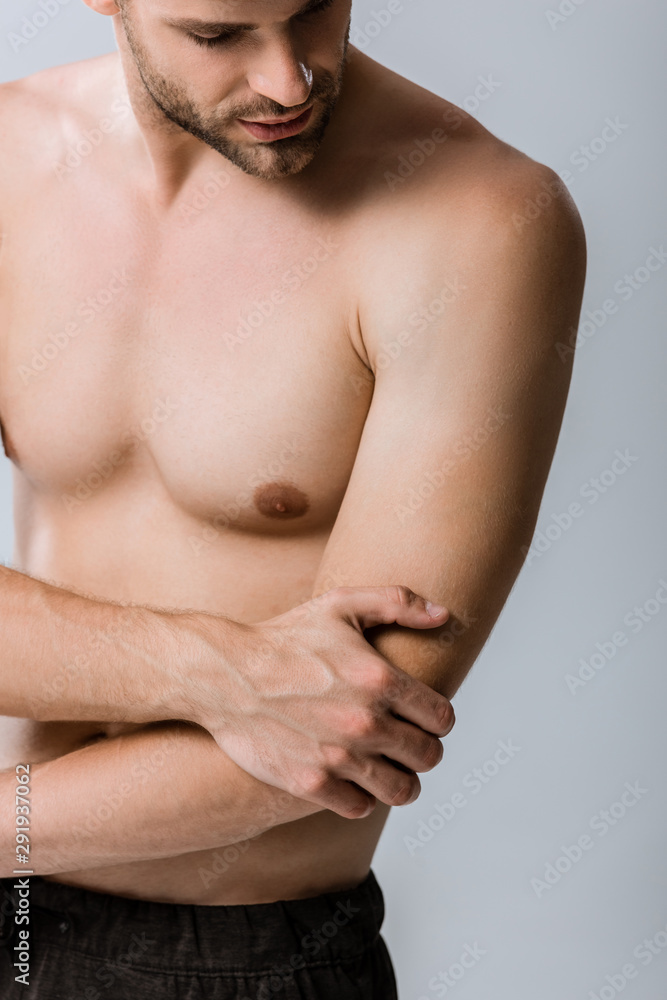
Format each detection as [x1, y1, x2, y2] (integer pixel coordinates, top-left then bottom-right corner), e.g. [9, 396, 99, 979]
[224, 73, 338, 122]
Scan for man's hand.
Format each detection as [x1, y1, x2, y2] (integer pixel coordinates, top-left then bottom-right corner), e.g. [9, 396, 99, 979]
[184, 586, 455, 819]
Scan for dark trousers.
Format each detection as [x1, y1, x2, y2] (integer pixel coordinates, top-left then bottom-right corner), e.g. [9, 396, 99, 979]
[0, 869, 397, 999]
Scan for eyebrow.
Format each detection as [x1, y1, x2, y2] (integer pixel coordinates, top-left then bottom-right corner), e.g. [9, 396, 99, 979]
[164, 0, 327, 34]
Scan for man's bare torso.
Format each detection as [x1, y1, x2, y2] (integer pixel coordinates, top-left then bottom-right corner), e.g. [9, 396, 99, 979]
[0, 46, 513, 903]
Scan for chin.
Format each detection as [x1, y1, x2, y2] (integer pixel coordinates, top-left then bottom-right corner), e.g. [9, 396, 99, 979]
[248, 150, 319, 180]
[204, 134, 322, 180]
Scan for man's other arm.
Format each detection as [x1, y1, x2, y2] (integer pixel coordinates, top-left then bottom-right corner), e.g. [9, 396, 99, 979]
[1, 721, 322, 877]
[0, 582, 453, 876]
[311, 156, 586, 713]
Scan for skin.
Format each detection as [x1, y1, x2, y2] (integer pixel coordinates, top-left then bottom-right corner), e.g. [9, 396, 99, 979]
[0, 0, 586, 905]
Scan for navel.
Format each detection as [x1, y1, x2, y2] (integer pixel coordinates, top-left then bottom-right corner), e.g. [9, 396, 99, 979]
[253, 481, 310, 519]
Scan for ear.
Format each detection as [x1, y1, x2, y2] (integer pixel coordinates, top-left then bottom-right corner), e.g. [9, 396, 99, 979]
[81, 0, 122, 15]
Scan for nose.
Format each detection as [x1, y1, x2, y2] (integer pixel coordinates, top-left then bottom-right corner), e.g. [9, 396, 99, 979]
[246, 32, 313, 110]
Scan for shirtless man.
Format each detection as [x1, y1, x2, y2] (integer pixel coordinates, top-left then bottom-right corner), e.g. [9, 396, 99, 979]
[0, 0, 586, 996]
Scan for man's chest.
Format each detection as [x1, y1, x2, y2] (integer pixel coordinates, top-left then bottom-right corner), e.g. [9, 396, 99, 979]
[0, 199, 374, 534]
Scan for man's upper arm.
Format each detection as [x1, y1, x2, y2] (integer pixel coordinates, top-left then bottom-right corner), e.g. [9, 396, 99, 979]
[311, 157, 587, 698]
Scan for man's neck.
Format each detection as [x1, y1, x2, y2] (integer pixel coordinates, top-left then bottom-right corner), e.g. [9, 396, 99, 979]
[110, 18, 229, 201]
[108, 16, 364, 205]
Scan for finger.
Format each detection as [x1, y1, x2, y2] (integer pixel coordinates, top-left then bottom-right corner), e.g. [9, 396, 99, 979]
[340, 755, 422, 808]
[326, 585, 449, 632]
[295, 771, 378, 820]
[387, 673, 456, 738]
[376, 718, 444, 773]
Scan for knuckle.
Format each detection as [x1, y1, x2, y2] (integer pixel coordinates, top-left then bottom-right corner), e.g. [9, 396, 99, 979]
[300, 769, 330, 798]
[324, 744, 353, 770]
[361, 660, 391, 697]
[313, 587, 342, 613]
[388, 777, 417, 807]
[391, 585, 415, 607]
[344, 708, 378, 740]
[348, 798, 374, 819]
[421, 738, 444, 770]
[383, 671, 407, 703]
[351, 755, 374, 783]
[285, 774, 308, 799]
[330, 586, 353, 602]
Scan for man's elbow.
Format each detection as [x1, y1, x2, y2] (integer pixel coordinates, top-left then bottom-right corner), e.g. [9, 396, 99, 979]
[364, 616, 483, 702]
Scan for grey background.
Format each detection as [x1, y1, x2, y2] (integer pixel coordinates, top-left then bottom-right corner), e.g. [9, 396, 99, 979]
[2, 1, 666, 998]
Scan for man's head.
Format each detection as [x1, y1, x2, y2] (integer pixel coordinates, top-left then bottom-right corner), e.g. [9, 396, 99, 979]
[88, 0, 352, 179]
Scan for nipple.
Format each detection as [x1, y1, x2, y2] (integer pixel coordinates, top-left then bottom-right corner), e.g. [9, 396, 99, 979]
[253, 481, 310, 519]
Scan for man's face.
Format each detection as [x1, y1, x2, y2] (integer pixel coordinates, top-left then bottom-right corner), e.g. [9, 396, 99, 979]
[117, 0, 352, 179]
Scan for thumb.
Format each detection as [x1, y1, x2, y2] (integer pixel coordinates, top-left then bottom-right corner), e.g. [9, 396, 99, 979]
[325, 585, 449, 632]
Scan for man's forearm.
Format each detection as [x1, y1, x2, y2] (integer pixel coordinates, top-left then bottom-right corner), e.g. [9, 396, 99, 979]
[1, 722, 322, 877]
[0, 565, 230, 725]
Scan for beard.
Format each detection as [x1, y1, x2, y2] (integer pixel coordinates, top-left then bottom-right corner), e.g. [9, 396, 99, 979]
[120, 13, 350, 179]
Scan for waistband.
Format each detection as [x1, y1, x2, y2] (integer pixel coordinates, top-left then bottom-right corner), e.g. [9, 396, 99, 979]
[0, 870, 385, 975]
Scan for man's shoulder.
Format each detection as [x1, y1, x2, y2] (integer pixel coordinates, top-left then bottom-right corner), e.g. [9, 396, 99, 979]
[0, 54, 120, 165]
[1, 54, 110, 105]
[350, 51, 584, 252]
[350, 57, 586, 365]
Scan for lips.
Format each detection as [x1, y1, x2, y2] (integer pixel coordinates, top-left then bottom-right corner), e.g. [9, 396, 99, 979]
[237, 106, 314, 141]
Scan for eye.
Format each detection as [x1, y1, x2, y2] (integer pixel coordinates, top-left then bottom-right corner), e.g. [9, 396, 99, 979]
[300, 0, 336, 16]
[188, 0, 336, 48]
[189, 31, 238, 48]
